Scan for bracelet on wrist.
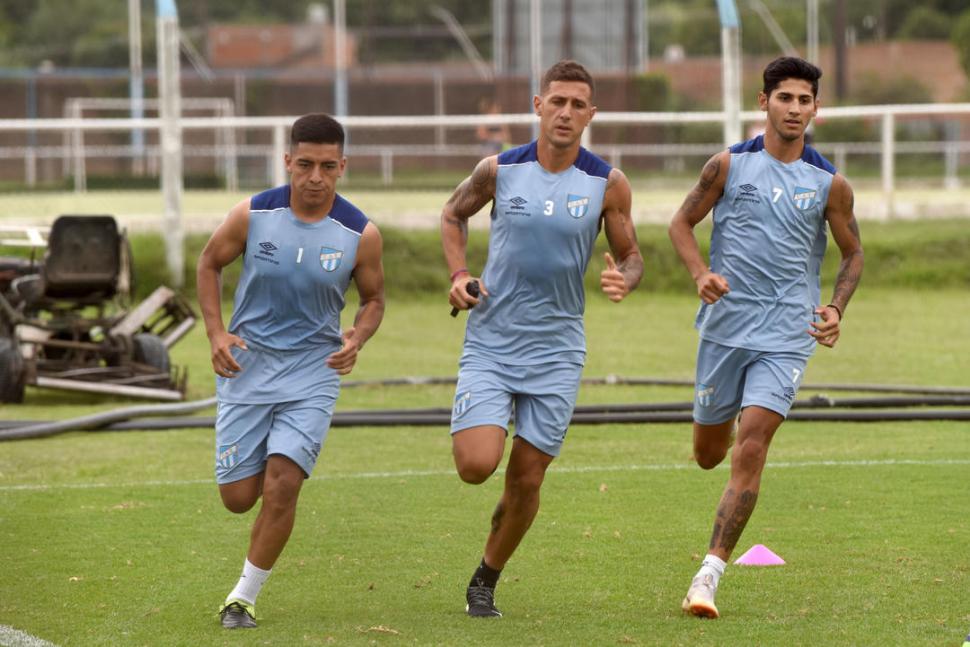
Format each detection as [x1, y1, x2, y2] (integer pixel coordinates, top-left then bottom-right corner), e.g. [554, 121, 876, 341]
[826, 303, 843, 319]
[450, 268, 469, 282]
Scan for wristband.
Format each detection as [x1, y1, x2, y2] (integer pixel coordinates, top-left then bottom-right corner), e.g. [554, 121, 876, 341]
[826, 303, 843, 320]
[450, 268, 469, 282]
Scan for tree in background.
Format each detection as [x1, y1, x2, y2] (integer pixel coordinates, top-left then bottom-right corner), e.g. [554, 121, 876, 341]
[2, 0, 970, 70]
[897, 6, 951, 40]
[952, 9, 970, 83]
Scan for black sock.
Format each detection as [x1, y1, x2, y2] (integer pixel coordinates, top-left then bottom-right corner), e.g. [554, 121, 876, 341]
[468, 558, 501, 589]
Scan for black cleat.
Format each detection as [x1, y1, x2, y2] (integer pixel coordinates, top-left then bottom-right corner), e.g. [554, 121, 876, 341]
[219, 600, 257, 629]
[465, 585, 502, 617]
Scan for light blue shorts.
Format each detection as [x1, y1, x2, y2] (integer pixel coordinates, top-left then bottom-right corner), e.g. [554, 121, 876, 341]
[214, 391, 338, 484]
[450, 355, 583, 457]
[693, 338, 810, 425]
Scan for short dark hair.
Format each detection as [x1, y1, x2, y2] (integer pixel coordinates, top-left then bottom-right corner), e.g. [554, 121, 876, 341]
[540, 59, 594, 97]
[290, 113, 345, 150]
[763, 56, 822, 98]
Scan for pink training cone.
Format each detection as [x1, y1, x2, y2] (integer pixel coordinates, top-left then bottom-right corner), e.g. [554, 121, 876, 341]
[734, 544, 786, 566]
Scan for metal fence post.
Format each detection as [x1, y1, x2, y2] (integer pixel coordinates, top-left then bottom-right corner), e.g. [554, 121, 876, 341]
[881, 112, 894, 220]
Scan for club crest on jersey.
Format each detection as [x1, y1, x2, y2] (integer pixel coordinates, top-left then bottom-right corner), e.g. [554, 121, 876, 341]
[567, 194, 590, 218]
[453, 391, 471, 418]
[319, 247, 343, 272]
[792, 186, 817, 210]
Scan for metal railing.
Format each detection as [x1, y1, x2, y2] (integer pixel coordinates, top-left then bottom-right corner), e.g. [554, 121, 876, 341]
[2, 103, 970, 218]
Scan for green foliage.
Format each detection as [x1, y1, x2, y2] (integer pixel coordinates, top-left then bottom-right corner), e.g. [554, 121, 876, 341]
[6, 1, 970, 69]
[952, 10, 970, 79]
[814, 117, 874, 143]
[125, 218, 970, 304]
[897, 6, 952, 40]
[0, 0, 491, 68]
[78, 174, 224, 191]
[632, 73, 672, 112]
[850, 72, 933, 105]
[21, 0, 129, 67]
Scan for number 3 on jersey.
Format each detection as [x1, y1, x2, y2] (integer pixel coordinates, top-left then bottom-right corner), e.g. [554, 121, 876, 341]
[544, 200, 554, 216]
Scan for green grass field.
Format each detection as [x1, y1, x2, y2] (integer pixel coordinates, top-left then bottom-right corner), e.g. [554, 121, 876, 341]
[2, 287, 969, 646]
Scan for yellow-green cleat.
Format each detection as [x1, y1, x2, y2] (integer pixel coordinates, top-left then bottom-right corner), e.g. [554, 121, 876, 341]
[219, 599, 256, 629]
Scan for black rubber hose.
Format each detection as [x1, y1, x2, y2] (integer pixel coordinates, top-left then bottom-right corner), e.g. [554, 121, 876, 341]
[0, 396, 216, 440]
[5, 407, 970, 434]
[339, 375, 970, 396]
[3, 387, 970, 441]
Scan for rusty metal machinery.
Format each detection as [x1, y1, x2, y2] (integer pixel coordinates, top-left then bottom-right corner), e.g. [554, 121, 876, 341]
[0, 215, 196, 402]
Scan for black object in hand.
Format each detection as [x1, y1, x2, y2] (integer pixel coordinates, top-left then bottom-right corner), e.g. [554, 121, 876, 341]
[450, 280, 480, 317]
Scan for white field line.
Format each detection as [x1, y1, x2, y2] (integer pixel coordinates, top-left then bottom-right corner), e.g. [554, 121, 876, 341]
[1, 458, 969, 493]
[0, 625, 58, 647]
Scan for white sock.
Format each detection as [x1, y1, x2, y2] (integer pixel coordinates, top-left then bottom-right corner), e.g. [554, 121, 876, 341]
[226, 559, 272, 605]
[697, 554, 727, 587]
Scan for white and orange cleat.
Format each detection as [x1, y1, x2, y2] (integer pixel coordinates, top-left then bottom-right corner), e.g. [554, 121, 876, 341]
[681, 573, 720, 619]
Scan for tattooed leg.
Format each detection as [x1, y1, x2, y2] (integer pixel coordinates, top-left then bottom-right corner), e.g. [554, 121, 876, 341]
[705, 406, 783, 561]
[709, 488, 759, 555]
[483, 437, 554, 570]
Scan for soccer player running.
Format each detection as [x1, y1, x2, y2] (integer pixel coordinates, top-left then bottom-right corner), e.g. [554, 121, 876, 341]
[197, 113, 385, 629]
[669, 57, 863, 618]
[441, 60, 644, 618]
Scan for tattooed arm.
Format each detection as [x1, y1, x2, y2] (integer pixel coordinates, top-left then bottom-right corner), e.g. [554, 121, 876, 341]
[811, 173, 864, 348]
[668, 151, 730, 304]
[441, 155, 497, 311]
[600, 168, 644, 301]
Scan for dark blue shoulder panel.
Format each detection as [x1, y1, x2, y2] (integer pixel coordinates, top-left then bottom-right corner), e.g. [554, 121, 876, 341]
[250, 185, 290, 211]
[574, 147, 612, 179]
[729, 135, 765, 154]
[330, 194, 369, 234]
[498, 141, 537, 165]
[801, 144, 837, 174]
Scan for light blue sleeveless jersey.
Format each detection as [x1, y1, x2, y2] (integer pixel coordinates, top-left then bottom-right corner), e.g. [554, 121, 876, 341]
[217, 185, 368, 403]
[463, 141, 611, 365]
[696, 135, 836, 355]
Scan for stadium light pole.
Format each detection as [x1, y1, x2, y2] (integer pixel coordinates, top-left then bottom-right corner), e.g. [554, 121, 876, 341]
[156, 0, 184, 288]
[806, 0, 819, 64]
[529, 0, 541, 139]
[334, 0, 347, 118]
[717, 0, 742, 147]
[129, 0, 145, 175]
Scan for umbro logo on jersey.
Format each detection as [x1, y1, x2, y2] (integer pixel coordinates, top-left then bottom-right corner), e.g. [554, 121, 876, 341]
[255, 241, 280, 265]
[735, 184, 759, 205]
[773, 386, 796, 403]
[510, 196, 527, 209]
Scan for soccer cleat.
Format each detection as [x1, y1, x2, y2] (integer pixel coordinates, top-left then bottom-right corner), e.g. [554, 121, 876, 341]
[465, 585, 502, 617]
[219, 599, 257, 629]
[681, 573, 719, 619]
